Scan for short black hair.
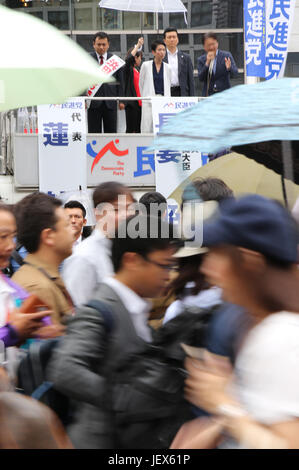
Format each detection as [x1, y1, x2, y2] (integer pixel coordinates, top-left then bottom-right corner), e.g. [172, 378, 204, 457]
[93, 182, 132, 209]
[93, 31, 110, 43]
[151, 40, 166, 52]
[64, 200, 86, 218]
[17, 193, 62, 254]
[203, 32, 218, 45]
[192, 178, 234, 202]
[139, 192, 167, 217]
[163, 27, 178, 39]
[111, 215, 181, 272]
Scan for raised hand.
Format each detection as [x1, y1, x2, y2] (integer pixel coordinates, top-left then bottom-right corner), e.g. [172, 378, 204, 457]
[225, 57, 231, 71]
[184, 351, 233, 414]
[137, 37, 144, 48]
[9, 309, 53, 342]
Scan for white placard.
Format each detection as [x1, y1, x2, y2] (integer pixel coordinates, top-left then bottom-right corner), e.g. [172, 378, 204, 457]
[38, 97, 87, 193]
[151, 97, 208, 198]
[265, 0, 296, 80]
[87, 54, 125, 98]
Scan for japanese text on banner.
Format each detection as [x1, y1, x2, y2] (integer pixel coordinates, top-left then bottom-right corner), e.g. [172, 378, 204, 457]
[266, 0, 296, 80]
[87, 55, 125, 98]
[244, 0, 266, 77]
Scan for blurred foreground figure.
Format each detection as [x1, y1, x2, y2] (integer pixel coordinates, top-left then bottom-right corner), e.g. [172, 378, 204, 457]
[0, 204, 54, 380]
[62, 182, 134, 307]
[49, 215, 180, 448]
[0, 392, 73, 449]
[184, 195, 299, 449]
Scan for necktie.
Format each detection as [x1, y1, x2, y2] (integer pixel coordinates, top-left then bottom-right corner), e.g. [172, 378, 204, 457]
[100, 55, 104, 65]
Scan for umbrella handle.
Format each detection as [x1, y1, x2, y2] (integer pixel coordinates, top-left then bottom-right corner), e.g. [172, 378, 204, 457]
[281, 141, 294, 209]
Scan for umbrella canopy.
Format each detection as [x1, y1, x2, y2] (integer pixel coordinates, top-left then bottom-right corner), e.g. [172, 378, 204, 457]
[99, 0, 187, 13]
[151, 78, 299, 154]
[233, 141, 299, 185]
[0, 5, 113, 112]
[169, 152, 299, 209]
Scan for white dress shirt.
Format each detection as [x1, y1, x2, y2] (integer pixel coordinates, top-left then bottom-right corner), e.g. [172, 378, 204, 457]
[167, 48, 179, 87]
[73, 234, 82, 250]
[62, 228, 114, 307]
[103, 277, 152, 343]
[96, 51, 108, 64]
[163, 285, 222, 325]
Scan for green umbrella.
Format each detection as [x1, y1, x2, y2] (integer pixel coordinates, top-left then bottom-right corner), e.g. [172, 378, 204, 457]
[0, 5, 113, 111]
[169, 152, 299, 209]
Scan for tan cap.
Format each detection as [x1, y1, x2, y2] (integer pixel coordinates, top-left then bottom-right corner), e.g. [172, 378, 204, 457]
[174, 245, 208, 258]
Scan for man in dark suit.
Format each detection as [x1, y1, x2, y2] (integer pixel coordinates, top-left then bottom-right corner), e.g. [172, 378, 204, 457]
[88, 31, 125, 133]
[163, 27, 195, 97]
[198, 32, 238, 97]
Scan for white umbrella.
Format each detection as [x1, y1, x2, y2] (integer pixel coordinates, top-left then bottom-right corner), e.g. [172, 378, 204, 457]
[99, 0, 187, 13]
[99, 0, 187, 27]
[0, 5, 113, 112]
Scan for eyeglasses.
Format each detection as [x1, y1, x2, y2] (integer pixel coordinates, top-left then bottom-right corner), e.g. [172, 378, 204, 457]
[143, 256, 178, 272]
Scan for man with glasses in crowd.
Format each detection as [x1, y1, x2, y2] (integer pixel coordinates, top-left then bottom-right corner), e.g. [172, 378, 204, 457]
[49, 214, 180, 449]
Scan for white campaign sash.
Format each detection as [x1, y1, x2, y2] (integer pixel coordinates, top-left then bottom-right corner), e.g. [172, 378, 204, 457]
[87, 55, 125, 105]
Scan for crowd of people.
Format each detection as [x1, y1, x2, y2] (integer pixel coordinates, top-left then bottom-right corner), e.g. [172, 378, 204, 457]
[0, 179, 299, 449]
[88, 29, 238, 134]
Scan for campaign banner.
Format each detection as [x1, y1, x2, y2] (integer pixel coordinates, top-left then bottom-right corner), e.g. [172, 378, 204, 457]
[37, 97, 87, 194]
[151, 97, 209, 225]
[265, 0, 296, 80]
[244, 0, 296, 79]
[87, 55, 125, 99]
[244, 0, 266, 77]
[86, 135, 155, 186]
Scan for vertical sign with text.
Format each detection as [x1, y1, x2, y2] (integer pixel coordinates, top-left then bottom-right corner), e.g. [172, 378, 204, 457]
[38, 97, 87, 194]
[244, 0, 296, 80]
[244, 0, 266, 77]
[265, 0, 296, 80]
[151, 97, 209, 225]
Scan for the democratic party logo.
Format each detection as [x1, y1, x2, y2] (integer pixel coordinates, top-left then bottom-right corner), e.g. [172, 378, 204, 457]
[87, 139, 129, 173]
[163, 102, 175, 109]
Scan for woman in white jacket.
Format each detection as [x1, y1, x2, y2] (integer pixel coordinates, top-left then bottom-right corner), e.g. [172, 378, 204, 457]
[139, 40, 171, 133]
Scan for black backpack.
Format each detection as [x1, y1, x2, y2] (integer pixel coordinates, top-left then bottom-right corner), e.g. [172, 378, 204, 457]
[17, 301, 213, 448]
[17, 338, 71, 425]
[16, 300, 115, 426]
[108, 306, 214, 449]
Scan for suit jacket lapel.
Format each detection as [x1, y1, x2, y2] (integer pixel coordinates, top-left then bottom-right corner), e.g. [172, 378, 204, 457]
[178, 49, 182, 80]
[96, 282, 146, 352]
[215, 50, 223, 78]
[91, 51, 98, 63]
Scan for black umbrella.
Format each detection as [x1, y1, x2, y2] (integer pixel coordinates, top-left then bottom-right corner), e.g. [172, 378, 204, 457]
[233, 141, 299, 206]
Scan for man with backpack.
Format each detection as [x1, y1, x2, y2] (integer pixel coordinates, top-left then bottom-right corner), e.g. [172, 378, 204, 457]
[12, 193, 74, 326]
[47, 214, 186, 449]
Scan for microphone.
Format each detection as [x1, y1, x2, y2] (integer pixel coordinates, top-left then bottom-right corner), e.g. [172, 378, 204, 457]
[209, 58, 214, 77]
